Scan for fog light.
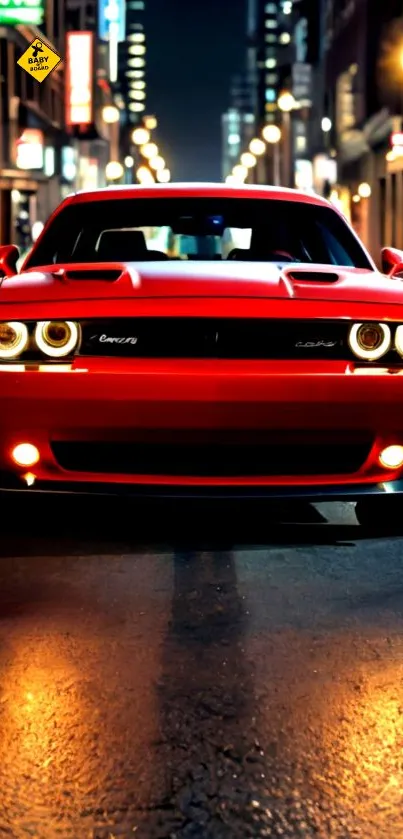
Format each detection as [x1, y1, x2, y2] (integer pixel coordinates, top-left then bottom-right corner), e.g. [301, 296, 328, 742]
[11, 443, 40, 467]
[23, 472, 36, 486]
[379, 445, 403, 469]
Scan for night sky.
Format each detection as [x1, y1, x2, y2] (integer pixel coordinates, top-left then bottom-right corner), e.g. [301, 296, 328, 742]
[145, 0, 246, 182]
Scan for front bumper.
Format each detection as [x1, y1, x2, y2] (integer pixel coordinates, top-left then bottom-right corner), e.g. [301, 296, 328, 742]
[0, 475, 403, 501]
[2, 358, 403, 494]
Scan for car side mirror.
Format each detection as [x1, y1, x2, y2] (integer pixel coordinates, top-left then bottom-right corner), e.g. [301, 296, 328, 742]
[0, 245, 19, 278]
[381, 246, 403, 277]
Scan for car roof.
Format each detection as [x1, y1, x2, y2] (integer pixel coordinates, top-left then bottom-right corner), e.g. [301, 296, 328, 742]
[63, 182, 332, 209]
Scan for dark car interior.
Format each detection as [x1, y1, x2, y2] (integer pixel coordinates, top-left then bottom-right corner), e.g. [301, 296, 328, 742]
[96, 230, 168, 261]
[25, 197, 373, 270]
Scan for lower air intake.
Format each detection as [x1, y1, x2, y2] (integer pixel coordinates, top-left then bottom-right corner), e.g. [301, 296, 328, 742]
[51, 440, 371, 477]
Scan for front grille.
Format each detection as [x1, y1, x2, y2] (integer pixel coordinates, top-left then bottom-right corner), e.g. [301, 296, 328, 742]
[51, 439, 371, 477]
[79, 318, 352, 360]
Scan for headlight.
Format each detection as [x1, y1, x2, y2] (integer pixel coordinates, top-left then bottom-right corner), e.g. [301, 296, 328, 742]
[0, 322, 29, 358]
[395, 325, 403, 357]
[35, 321, 79, 357]
[348, 322, 391, 361]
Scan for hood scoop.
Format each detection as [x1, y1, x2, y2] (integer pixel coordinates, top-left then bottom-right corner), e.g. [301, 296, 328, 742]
[60, 268, 123, 281]
[284, 269, 340, 283]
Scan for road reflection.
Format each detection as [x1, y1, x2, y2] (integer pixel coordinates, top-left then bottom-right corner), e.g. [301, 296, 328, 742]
[152, 549, 269, 838]
[0, 495, 401, 837]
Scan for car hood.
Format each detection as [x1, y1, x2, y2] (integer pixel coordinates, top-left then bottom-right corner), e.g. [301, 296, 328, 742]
[0, 260, 402, 307]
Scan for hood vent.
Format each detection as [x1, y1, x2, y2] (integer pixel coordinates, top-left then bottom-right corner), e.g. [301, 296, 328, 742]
[285, 270, 340, 283]
[63, 269, 122, 281]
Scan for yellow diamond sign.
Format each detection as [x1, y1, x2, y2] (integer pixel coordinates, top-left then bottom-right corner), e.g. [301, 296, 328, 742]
[17, 38, 61, 83]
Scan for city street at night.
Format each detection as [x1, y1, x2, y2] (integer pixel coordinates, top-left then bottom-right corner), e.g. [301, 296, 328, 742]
[1, 495, 403, 839]
[3, 0, 403, 836]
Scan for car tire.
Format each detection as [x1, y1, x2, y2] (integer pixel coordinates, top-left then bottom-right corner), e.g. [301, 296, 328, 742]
[355, 497, 402, 530]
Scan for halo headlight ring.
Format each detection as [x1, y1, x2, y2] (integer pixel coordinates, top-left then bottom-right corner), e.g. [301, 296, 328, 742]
[35, 321, 79, 358]
[348, 322, 391, 361]
[0, 322, 29, 358]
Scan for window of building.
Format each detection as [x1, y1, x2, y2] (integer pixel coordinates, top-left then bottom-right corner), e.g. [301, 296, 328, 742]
[265, 88, 276, 102]
[295, 136, 307, 152]
[266, 73, 277, 84]
[265, 19, 277, 28]
[265, 57, 277, 68]
[265, 34, 277, 42]
[265, 3, 277, 11]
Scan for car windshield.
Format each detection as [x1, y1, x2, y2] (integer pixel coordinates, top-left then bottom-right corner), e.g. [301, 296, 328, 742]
[25, 197, 373, 269]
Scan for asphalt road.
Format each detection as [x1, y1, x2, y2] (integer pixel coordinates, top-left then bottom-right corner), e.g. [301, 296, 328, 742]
[0, 495, 403, 839]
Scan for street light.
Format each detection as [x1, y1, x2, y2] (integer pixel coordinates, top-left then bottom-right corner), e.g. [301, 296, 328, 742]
[261, 124, 281, 185]
[144, 115, 158, 130]
[225, 174, 238, 184]
[157, 168, 171, 183]
[131, 127, 150, 145]
[321, 117, 332, 133]
[124, 155, 134, 168]
[277, 92, 296, 188]
[249, 138, 266, 156]
[241, 151, 257, 168]
[262, 124, 282, 144]
[102, 105, 120, 124]
[358, 182, 371, 198]
[232, 164, 248, 182]
[141, 142, 159, 159]
[105, 161, 124, 181]
[277, 91, 296, 112]
[149, 155, 165, 172]
[136, 165, 155, 184]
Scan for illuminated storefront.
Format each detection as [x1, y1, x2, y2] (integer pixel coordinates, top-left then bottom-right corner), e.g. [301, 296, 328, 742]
[0, 22, 65, 245]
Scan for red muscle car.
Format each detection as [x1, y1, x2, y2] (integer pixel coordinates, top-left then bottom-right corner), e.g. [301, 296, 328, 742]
[1, 182, 403, 526]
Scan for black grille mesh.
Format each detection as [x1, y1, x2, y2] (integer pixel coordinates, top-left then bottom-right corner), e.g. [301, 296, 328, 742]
[79, 318, 351, 360]
[51, 440, 372, 477]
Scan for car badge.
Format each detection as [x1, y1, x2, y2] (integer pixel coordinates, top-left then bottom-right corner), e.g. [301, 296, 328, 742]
[90, 334, 138, 345]
[295, 340, 337, 348]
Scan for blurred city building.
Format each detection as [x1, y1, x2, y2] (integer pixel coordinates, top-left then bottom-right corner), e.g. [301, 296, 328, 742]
[65, 0, 116, 194]
[324, 0, 403, 258]
[0, 0, 66, 244]
[0, 0, 122, 244]
[221, 74, 255, 180]
[117, 0, 146, 129]
[222, 0, 324, 189]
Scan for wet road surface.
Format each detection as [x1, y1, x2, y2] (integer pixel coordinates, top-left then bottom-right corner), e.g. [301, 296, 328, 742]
[0, 495, 403, 838]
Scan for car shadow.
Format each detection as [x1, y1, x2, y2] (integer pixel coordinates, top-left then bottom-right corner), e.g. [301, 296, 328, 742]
[0, 493, 399, 558]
